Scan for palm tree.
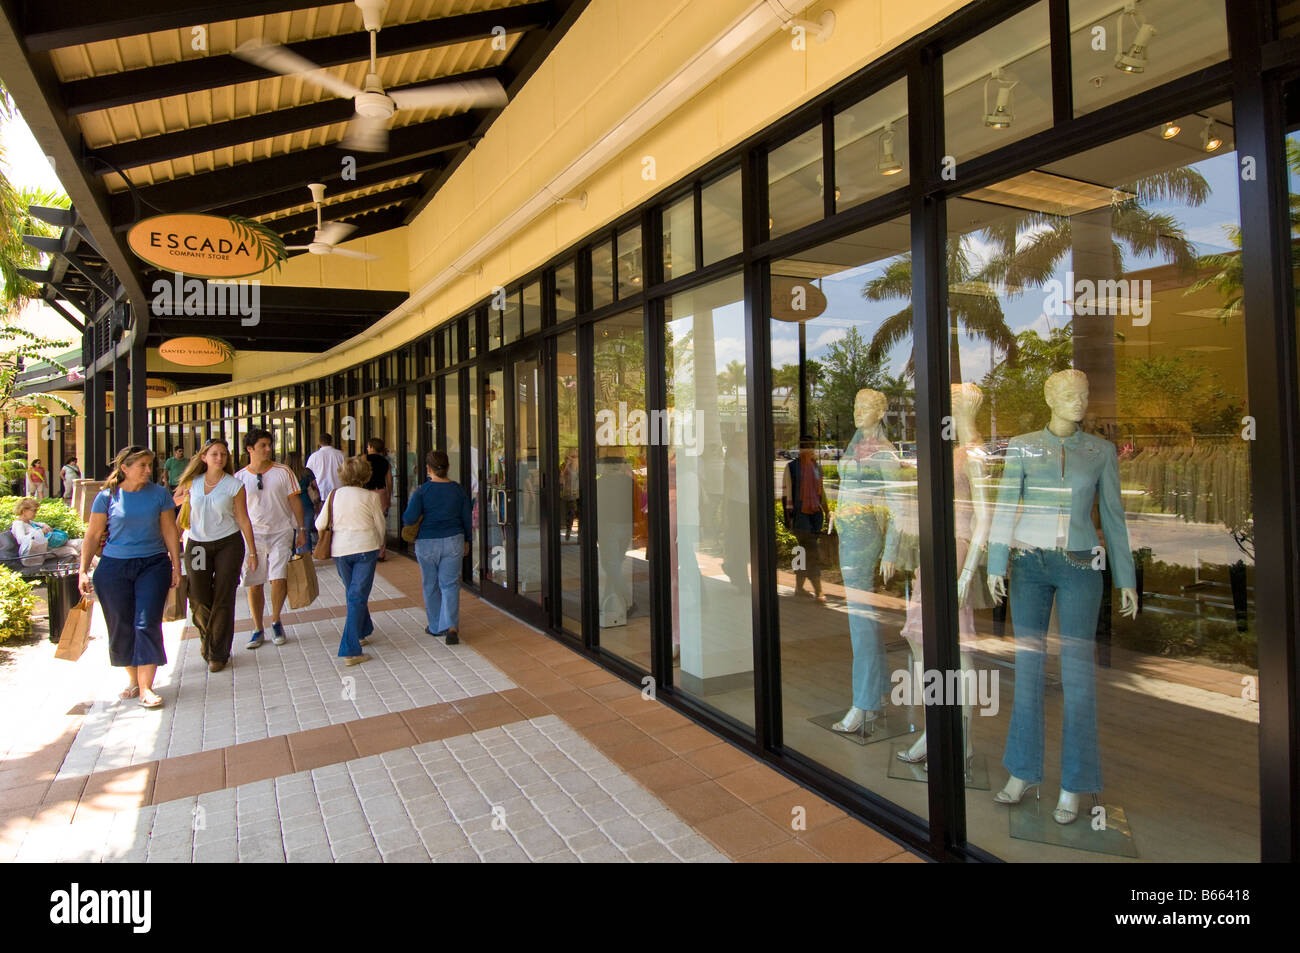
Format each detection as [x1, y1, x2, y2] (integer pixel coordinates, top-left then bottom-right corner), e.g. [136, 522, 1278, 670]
[879, 373, 913, 443]
[977, 167, 1209, 425]
[862, 238, 1018, 384]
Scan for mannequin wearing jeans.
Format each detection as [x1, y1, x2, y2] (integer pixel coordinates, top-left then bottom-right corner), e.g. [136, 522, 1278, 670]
[832, 389, 894, 733]
[987, 370, 1138, 824]
[897, 384, 996, 765]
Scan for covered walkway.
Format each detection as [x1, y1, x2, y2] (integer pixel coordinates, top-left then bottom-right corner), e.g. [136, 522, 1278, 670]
[0, 556, 918, 863]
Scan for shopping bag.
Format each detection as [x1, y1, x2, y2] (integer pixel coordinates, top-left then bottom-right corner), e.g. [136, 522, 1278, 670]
[54, 598, 93, 661]
[286, 553, 319, 609]
[163, 574, 188, 622]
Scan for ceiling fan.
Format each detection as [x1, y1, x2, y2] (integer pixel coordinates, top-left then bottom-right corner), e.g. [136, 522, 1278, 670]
[284, 184, 381, 260]
[235, 0, 509, 153]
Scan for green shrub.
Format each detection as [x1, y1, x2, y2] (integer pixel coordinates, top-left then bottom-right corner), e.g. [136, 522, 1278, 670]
[0, 496, 85, 538]
[0, 565, 37, 643]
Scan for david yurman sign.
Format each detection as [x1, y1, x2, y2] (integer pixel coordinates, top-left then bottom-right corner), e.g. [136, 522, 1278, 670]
[127, 214, 286, 279]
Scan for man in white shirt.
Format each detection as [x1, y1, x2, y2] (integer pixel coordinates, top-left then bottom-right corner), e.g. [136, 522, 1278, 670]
[236, 429, 306, 649]
[306, 434, 346, 502]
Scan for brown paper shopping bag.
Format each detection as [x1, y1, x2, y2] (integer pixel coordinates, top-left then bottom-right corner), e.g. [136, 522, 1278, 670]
[162, 574, 188, 622]
[286, 554, 319, 610]
[54, 598, 93, 661]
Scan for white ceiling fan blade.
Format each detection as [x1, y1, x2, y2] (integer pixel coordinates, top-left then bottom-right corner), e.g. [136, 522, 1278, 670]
[340, 114, 390, 153]
[234, 38, 361, 100]
[390, 78, 508, 113]
[328, 248, 381, 261]
[317, 220, 358, 247]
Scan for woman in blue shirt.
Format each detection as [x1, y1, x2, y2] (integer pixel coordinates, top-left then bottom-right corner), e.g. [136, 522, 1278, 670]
[403, 450, 471, 644]
[173, 439, 258, 673]
[78, 446, 182, 710]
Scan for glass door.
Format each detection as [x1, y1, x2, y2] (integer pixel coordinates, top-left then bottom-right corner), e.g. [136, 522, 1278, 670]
[479, 344, 548, 626]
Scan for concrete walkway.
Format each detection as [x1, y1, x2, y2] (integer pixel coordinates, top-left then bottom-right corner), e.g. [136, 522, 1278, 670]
[0, 556, 920, 863]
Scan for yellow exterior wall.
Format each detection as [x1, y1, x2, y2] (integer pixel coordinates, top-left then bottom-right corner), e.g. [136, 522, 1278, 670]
[149, 0, 965, 408]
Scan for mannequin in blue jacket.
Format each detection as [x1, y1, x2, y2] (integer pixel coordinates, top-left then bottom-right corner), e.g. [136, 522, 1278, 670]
[986, 369, 1138, 826]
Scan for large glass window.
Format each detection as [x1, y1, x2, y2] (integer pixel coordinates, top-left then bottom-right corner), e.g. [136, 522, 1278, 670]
[834, 78, 909, 211]
[949, 109, 1253, 861]
[943, 2, 1052, 165]
[768, 126, 823, 238]
[468, 366, 481, 583]
[769, 218, 924, 818]
[1070, 0, 1228, 116]
[702, 169, 742, 265]
[663, 193, 696, 281]
[617, 226, 643, 299]
[593, 310, 650, 668]
[556, 330, 582, 636]
[666, 273, 754, 727]
[555, 259, 577, 322]
[592, 240, 615, 310]
[523, 282, 543, 337]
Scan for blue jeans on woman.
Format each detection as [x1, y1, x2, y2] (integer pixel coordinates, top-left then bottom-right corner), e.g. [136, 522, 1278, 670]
[1002, 548, 1104, 793]
[333, 549, 378, 657]
[415, 535, 463, 634]
[838, 524, 887, 711]
[94, 552, 172, 667]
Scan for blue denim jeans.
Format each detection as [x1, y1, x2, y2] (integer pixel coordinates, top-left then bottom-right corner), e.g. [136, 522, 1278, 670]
[415, 535, 464, 634]
[94, 552, 172, 667]
[333, 550, 378, 657]
[838, 523, 887, 711]
[1003, 548, 1104, 793]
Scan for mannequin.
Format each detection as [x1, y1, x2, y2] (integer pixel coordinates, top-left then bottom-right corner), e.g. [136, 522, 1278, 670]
[831, 388, 893, 733]
[896, 383, 995, 766]
[986, 369, 1138, 824]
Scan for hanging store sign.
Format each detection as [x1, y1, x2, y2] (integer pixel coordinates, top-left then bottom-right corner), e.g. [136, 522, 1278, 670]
[158, 336, 234, 367]
[770, 276, 828, 322]
[127, 214, 286, 279]
[146, 378, 177, 399]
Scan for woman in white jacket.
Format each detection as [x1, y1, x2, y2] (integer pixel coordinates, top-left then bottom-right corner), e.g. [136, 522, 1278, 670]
[315, 455, 387, 666]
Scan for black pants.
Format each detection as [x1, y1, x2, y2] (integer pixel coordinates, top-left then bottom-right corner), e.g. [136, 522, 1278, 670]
[184, 532, 245, 664]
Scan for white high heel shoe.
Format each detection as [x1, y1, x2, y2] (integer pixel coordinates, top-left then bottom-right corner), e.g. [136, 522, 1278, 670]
[993, 775, 1039, 805]
[1054, 790, 1081, 825]
[831, 706, 877, 733]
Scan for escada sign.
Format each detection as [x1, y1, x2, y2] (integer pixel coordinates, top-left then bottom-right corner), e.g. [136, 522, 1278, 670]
[127, 214, 286, 279]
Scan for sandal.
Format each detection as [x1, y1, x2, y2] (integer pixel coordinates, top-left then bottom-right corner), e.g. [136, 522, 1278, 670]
[138, 693, 163, 710]
[120, 685, 140, 700]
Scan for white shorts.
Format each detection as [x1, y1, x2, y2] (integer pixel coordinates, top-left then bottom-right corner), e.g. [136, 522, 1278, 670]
[241, 527, 295, 587]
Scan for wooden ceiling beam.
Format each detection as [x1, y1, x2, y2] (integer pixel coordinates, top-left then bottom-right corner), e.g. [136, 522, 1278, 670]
[60, 3, 553, 115]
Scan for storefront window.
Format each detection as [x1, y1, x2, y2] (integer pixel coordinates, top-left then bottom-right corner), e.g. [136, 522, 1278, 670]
[769, 217, 925, 817]
[556, 330, 582, 635]
[948, 109, 1254, 861]
[555, 259, 577, 322]
[943, 2, 1052, 165]
[663, 193, 695, 281]
[617, 226, 642, 299]
[523, 281, 543, 336]
[504, 288, 522, 345]
[665, 273, 754, 726]
[593, 310, 649, 668]
[834, 77, 909, 210]
[768, 125, 823, 238]
[702, 169, 742, 265]
[592, 240, 615, 309]
[468, 366, 481, 583]
[1070, 0, 1228, 116]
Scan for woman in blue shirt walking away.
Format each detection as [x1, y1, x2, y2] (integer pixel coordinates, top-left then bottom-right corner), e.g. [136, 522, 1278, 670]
[78, 446, 182, 710]
[403, 450, 471, 644]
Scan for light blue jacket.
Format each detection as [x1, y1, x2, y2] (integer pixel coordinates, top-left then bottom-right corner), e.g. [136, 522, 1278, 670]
[987, 427, 1136, 589]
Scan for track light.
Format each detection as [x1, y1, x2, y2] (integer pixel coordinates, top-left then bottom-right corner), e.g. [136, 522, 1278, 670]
[983, 69, 1017, 129]
[1201, 117, 1222, 152]
[1160, 120, 1180, 139]
[1114, 4, 1156, 73]
[878, 122, 903, 175]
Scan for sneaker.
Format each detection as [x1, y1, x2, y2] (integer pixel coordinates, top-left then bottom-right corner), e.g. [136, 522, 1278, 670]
[271, 621, 287, 645]
[247, 631, 264, 649]
[444, 629, 459, 646]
